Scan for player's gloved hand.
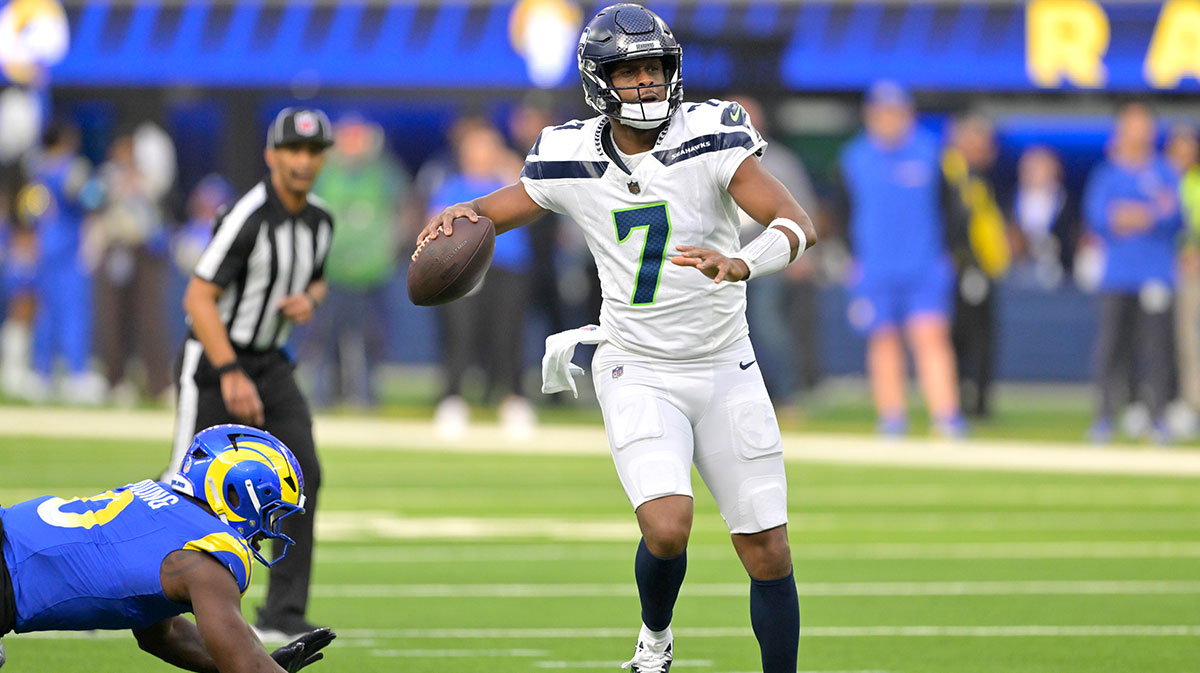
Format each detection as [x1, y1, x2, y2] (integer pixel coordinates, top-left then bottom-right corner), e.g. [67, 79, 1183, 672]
[270, 628, 336, 672]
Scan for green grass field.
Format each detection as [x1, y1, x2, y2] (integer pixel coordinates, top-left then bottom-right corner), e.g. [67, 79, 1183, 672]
[2, 429, 1200, 673]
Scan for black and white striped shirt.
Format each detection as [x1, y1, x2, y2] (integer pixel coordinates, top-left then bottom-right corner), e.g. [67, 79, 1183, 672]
[192, 178, 334, 351]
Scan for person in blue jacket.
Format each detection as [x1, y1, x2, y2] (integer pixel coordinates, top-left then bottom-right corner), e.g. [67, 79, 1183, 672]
[0, 424, 334, 672]
[23, 120, 105, 404]
[1083, 103, 1182, 443]
[838, 81, 964, 436]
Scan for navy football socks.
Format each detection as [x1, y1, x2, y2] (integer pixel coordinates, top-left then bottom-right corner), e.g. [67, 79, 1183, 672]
[634, 537, 687, 632]
[750, 570, 800, 673]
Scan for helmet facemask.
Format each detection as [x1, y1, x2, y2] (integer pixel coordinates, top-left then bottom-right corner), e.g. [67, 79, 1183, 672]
[581, 52, 682, 129]
[171, 424, 307, 567]
[577, 4, 684, 130]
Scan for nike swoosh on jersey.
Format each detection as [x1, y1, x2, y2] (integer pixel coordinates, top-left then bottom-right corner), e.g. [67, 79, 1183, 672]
[739, 360, 755, 370]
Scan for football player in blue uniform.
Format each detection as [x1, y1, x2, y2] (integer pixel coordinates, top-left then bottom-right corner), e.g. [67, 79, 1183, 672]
[0, 424, 334, 672]
[419, 4, 815, 672]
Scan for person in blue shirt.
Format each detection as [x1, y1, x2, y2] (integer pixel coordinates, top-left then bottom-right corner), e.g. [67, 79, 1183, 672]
[425, 116, 537, 439]
[838, 81, 965, 436]
[0, 424, 334, 672]
[1083, 103, 1182, 443]
[23, 120, 106, 404]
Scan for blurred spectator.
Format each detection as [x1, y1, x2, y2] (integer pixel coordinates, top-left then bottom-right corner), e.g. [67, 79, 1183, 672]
[0, 183, 37, 398]
[943, 114, 1010, 419]
[426, 117, 536, 439]
[1010, 146, 1077, 289]
[1167, 123, 1200, 431]
[23, 120, 105, 403]
[732, 95, 822, 404]
[89, 123, 175, 404]
[508, 95, 569, 337]
[837, 81, 964, 436]
[300, 115, 410, 409]
[1083, 103, 1181, 443]
[168, 174, 233, 345]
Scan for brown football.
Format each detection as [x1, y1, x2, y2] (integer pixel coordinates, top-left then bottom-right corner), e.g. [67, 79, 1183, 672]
[407, 216, 496, 306]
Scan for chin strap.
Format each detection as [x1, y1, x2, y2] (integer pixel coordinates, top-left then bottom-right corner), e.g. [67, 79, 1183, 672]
[616, 100, 671, 129]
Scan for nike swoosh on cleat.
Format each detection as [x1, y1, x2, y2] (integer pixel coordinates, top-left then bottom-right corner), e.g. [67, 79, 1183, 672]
[739, 360, 755, 370]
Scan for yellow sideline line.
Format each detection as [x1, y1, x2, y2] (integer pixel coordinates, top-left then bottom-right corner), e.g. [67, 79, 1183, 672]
[2, 405, 1200, 477]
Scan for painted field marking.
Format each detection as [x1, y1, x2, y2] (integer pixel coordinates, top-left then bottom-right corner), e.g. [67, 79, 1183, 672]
[6, 406, 1200, 477]
[280, 580, 1200, 599]
[332, 625, 1200, 639]
[17, 625, 1200, 642]
[315, 540, 1200, 563]
[369, 647, 548, 658]
[313, 510, 1200, 543]
[534, 660, 712, 669]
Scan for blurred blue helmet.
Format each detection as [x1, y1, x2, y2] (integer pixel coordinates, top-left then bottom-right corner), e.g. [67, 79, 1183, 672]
[170, 424, 306, 567]
[578, 3, 683, 129]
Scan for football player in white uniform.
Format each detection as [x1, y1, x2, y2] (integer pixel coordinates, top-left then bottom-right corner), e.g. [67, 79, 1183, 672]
[418, 4, 816, 672]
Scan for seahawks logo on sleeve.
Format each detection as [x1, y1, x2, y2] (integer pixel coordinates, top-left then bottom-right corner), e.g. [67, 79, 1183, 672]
[721, 102, 749, 128]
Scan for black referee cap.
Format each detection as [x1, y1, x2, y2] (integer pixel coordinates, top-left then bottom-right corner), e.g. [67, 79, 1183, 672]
[269, 107, 334, 149]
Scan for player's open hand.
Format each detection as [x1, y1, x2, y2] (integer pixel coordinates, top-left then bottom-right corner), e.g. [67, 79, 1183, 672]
[417, 203, 480, 247]
[270, 627, 337, 672]
[671, 245, 750, 283]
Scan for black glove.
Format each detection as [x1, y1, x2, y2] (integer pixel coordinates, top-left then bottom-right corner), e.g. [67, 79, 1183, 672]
[270, 628, 336, 672]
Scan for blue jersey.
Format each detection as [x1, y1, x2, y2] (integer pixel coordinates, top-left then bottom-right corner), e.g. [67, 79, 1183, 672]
[1083, 157, 1182, 291]
[840, 128, 947, 281]
[27, 154, 89, 263]
[430, 174, 533, 272]
[0, 480, 254, 632]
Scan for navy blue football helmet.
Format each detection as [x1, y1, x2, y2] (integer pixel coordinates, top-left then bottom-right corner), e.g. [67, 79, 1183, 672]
[578, 3, 683, 129]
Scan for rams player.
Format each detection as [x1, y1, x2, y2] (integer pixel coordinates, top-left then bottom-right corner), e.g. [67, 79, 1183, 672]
[0, 425, 334, 672]
[419, 4, 815, 671]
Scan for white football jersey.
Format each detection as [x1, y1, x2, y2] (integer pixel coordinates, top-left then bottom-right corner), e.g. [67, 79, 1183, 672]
[521, 99, 767, 360]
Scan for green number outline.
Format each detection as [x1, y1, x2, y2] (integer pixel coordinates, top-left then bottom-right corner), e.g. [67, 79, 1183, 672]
[612, 201, 672, 306]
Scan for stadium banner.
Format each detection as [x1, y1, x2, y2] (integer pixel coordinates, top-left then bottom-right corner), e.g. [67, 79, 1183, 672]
[2, 1, 1199, 92]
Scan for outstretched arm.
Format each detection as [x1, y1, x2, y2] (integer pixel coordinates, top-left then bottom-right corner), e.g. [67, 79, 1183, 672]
[417, 182, 548, 245]
[672, 156, 817, 283]
[727, 154, 817, 256]
[137, 550, 334, 673]
[133, 614, 219, 673]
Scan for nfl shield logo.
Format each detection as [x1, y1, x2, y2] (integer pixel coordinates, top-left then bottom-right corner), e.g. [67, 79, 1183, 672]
[628, 181, 640, 194]
[295, 111, 318, 136]
[611, 365, 624, 379]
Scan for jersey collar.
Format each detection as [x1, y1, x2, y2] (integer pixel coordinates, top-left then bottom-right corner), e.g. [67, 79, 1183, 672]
[596, 114, 674, 176]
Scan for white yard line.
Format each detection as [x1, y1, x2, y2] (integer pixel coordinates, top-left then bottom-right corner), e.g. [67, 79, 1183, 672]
[313, 511, 1200, 543]
[534, 660, 713, 669]
[314, 540, 1200, 563]
[17, 625, 1200, 641]
[263, 580, 1200, 599]
[369, 647, 549, 658]
[3, 405, 1200, 477]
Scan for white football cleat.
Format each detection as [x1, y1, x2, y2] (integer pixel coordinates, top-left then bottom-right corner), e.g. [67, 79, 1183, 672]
[433, 395, 469, 440]
[621, 624, 672, 673]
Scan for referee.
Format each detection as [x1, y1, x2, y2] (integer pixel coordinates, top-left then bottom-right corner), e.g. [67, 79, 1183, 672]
[165, 107, 335, 640]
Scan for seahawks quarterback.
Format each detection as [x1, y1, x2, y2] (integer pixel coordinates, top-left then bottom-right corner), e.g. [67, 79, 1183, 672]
[420, 3, 813, 672]
[0, 424, 334, 672]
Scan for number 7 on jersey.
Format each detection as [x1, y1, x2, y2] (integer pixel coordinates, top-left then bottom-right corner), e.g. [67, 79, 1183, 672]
[613, 202, 672, 306]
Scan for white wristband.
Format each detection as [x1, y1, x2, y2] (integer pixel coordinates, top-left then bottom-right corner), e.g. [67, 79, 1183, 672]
[733, 218, 807, 280]
[769, 217, 808, 255]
